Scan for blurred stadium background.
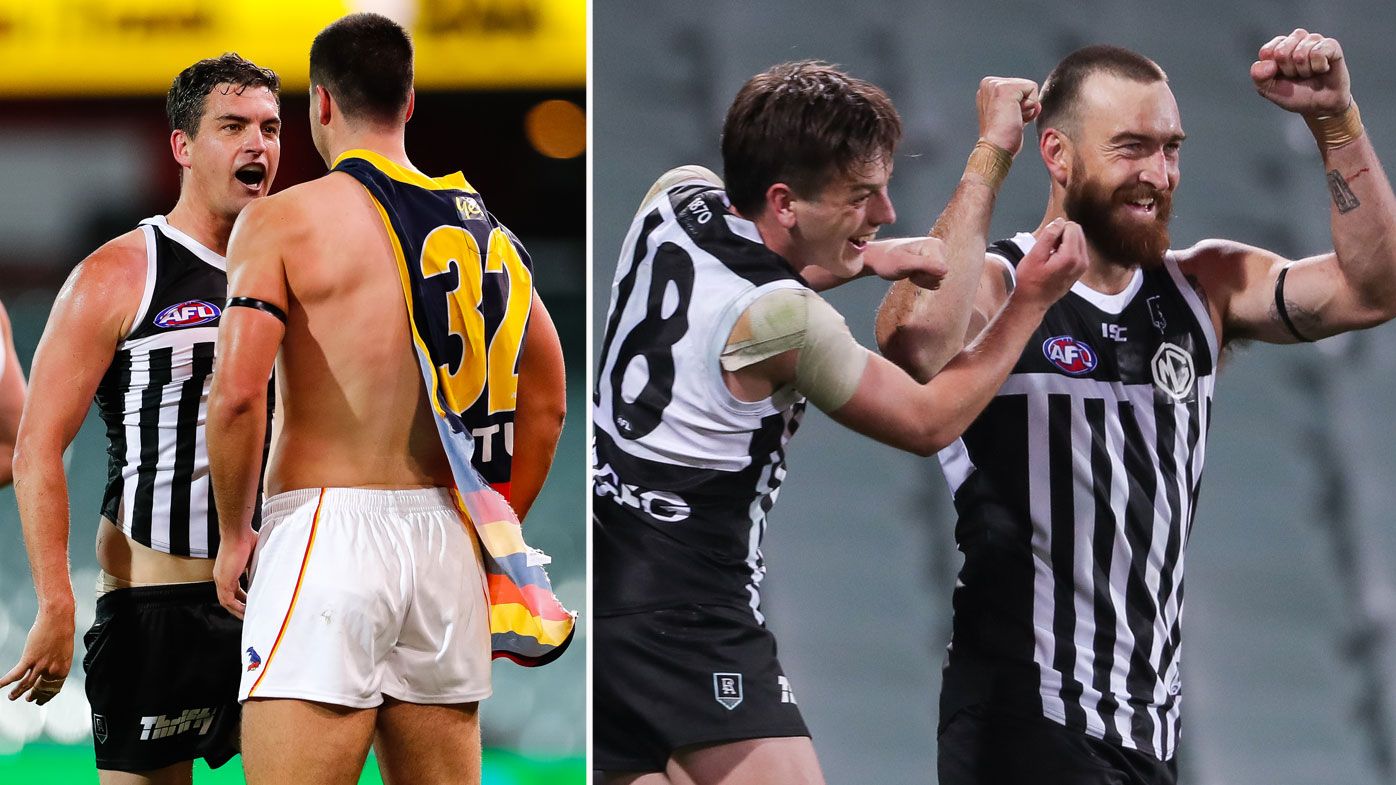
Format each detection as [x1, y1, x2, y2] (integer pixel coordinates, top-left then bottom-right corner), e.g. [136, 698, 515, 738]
[594, 1, 1396, 783]
[0, 1, 584, 783]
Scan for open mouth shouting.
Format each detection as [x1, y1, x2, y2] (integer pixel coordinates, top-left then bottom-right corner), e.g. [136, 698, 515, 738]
[234, 162, 267, 190]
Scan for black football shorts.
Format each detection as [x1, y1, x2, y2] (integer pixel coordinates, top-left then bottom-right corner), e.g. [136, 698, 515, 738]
[594, 604, 809, 773]
[82, 582, 243, 772]
[938, 702, 1179, 785]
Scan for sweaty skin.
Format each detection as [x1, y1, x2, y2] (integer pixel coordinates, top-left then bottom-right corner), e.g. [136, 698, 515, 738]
[209, 155, 565, 617]
[247, 172, 455, 496]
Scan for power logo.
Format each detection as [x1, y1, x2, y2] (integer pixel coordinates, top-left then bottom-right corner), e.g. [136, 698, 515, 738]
[154, 300, 221, 329]
[713, 673, 743, 710]
[139, 707, 216, 740]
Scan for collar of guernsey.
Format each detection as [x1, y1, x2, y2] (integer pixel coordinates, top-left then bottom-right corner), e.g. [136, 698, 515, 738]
[332, 148, 575, 666]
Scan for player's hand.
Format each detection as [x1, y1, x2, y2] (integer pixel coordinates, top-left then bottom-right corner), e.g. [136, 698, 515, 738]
[977, 77, 1041, 157]
[863, 237, 949, 290]
[0, 609, 74, 705]
[1251, 29, 1352, 116]
[214, 529, 255, 619]
[1013, 218, 1088, 309]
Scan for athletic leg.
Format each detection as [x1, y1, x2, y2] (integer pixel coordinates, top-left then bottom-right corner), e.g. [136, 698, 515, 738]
[601, 772, 673, 785]
[372, 698, 480, 785]
[98, 761, 193, 785]
[667, 737, 826, 785]
[240, 698, 376, 785]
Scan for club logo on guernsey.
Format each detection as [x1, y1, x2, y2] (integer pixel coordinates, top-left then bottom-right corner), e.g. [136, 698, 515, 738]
[713, 673, 744, 710]
[154, 300, 220, 329]
[1042, 335, 1098, 376]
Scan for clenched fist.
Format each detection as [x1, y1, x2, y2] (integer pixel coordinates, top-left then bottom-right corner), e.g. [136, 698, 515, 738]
[1251, 29, 1352, 116]
[977, 77, 1041, 156]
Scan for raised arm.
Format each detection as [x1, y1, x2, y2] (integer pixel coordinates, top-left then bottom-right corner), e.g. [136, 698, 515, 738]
[1, 239, 143, 704]
[0, 304, 27, 487]
[208, 196, 289, 618]
[509, 291, 565, 521]
[876, 77, 1041, 379]
[1192, 29, 1396, 344]
[730, 220, 1085, 456]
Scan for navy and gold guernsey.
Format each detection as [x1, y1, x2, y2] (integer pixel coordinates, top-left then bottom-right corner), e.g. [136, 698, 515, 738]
[333, 149, 575, 665]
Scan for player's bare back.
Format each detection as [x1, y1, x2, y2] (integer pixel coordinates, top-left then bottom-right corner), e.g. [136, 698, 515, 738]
[258, 170, 452, 494]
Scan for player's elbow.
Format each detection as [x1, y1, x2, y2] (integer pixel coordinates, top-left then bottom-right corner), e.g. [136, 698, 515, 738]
[877, 325, 939, 384]
[10, 433, 56, 489]
[905, 422, 956, 457]
[0, 446, 13, 488]
[208, 379, 265, 425]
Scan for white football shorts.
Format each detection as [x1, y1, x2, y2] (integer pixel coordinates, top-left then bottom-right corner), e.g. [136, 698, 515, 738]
[238, 487, 491, 707]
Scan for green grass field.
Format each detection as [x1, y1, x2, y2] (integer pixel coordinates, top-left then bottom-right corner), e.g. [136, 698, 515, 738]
[0, 743, 583, 784]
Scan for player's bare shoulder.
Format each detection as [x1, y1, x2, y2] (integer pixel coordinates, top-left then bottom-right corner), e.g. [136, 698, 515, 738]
[60, 229, 149, 337]
[228, 184, 317, 258]
[1171, 238, 1263, 312]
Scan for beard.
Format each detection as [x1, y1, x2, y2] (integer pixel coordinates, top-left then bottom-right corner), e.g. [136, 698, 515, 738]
[1063, 166, 1173, 270]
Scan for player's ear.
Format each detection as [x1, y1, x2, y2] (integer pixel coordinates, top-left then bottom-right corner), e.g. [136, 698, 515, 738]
[766, 183, 798, 230]
[404, 89, 415, 123]
[314, 85, 333, 127]
[170, 129, 193, 169]
[1041, 128, 1072, 188]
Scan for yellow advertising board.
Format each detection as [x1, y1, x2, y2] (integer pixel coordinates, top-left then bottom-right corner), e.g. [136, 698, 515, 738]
[0, 0, 584, 96]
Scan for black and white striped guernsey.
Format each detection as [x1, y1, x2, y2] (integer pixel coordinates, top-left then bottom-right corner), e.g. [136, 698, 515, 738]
[939, 232, 1218, 761]
[593, 180, 806, 621]
[94, 216, 267, 558]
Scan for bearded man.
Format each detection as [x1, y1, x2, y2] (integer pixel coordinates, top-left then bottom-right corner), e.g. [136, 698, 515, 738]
[876, 29, 1396, 785]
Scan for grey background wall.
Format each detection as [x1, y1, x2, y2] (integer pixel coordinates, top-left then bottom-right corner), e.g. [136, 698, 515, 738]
[593, 2, 1396, 782]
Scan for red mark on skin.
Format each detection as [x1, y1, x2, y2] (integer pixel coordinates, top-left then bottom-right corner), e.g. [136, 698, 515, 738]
[1349, 167, 1371, 181]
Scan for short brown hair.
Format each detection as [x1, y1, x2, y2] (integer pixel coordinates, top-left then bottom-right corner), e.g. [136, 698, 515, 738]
[166, 53, 280, 137]
[721, 61, 902, 216]
[310, 13, 413, 124]
[1038, 45, 1167, 138]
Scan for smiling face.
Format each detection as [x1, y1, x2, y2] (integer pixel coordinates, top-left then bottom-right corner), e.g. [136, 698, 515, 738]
[1060, 73, 1183, 269]
[175, 83, 282, 222]
[785, 154, 896, 276]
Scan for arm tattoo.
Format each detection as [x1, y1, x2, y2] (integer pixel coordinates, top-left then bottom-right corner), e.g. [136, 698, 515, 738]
[1326, 169, 1361, 214]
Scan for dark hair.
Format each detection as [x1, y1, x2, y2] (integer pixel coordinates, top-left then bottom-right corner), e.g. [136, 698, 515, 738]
[166, 53, 280, 136]
[1038, 45, 1167, 138]
[310, 12, 413, 125]
[721, 61, 902, 216]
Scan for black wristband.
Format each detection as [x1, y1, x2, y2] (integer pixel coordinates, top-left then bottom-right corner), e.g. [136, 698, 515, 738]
[1273, 266, 1313, 343]
[226, 296, 288, 324]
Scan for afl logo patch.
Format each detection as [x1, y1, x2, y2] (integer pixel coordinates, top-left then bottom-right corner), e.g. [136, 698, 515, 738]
[1042, 335, 1098, 375]
[154, 300, 220, 328]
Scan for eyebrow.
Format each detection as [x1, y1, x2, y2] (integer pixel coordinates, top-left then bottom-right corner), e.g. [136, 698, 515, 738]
[1110, 131, 1187, 144]
[213, 114, 281, 126]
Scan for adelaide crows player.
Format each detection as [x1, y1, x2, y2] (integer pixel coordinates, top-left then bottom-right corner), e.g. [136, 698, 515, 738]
[208, 13, 572, 785]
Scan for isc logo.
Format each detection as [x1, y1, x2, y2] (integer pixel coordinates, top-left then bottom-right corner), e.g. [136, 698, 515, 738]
[154, 300, 220, 329]
[1042, 335, 1098, 375]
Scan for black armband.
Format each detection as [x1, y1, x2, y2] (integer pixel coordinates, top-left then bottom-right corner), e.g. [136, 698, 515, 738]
[1273, 266, 1314, 343]
[226, 296, 287, 324]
